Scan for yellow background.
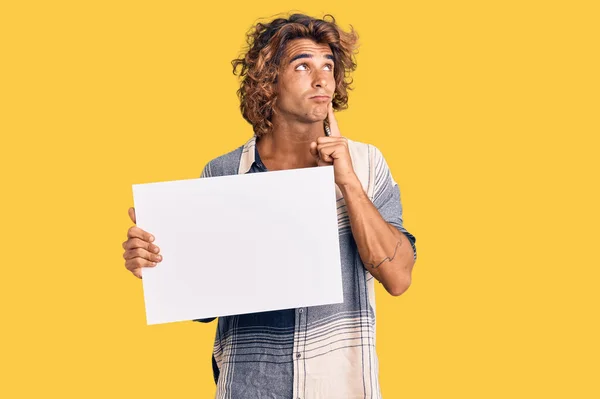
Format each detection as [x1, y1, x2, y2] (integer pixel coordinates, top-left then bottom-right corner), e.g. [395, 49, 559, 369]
[1, 0, 598, 397]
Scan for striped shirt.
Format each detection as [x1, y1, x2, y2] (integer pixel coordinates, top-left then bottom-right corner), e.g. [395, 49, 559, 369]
[196, 136, 417, 399]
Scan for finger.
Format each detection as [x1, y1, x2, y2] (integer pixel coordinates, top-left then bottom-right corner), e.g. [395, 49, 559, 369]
[327, 102, 341, 137]
[316, 136, 347, 145]
[125, 264, 152, 279]
[125, 256, 158, 272]
[123, 248, 163, 263]
[310, 142, 331, 167]
[122, 237, 160, 253]
[318, 142, 349, 164]
[317, 143, 338, 163]
[128, 207, 136, 224]
[127, 225, 155, 242]
[309, 142, 320, 162]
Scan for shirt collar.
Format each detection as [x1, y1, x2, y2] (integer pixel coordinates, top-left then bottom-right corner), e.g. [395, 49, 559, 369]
[238, 136, 266, 175]
[238, 136, 258, 174]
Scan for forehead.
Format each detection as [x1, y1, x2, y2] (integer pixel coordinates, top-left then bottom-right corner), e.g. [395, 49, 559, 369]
[282, 39, 332, 60]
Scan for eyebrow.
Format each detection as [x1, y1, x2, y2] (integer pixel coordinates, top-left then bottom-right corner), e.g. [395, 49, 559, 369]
[288, 53, 334, 64]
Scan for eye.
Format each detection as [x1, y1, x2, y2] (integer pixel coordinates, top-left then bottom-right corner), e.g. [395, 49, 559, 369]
[295, 63, 308, 71]
[324, 63, 334, 71]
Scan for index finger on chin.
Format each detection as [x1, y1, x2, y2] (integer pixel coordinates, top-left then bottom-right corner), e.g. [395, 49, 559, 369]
[327, 102, 341, 137]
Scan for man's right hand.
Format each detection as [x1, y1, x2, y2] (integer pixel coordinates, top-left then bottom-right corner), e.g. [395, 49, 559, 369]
[122, 207, 162, 279]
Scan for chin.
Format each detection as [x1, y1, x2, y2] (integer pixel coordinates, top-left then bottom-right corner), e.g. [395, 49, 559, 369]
[310, 110, 328, 121]
[304, 116, 326, 124]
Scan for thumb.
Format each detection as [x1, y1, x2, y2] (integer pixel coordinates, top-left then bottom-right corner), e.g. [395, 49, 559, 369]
[128, 207, 137, 224]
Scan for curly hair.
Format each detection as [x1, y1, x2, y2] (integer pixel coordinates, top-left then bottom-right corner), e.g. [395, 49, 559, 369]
[231, 13, 359, 138]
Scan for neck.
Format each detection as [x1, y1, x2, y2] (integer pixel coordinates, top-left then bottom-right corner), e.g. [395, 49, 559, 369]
[256, 116, 325, 170]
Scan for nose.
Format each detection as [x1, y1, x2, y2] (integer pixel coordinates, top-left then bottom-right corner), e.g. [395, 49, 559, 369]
[313, 71, 328, 89]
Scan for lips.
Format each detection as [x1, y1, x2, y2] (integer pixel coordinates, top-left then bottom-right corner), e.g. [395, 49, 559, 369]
[309, 95, 331, 102]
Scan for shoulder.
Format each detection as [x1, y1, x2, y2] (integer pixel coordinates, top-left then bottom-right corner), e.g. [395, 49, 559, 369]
[200, 144, 245, 178]
[346, 138, 386, 165]
[345, 138, 392, 200]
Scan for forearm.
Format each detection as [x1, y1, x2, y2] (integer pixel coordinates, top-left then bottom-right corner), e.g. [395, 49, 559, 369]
[339, 176, 415, 296]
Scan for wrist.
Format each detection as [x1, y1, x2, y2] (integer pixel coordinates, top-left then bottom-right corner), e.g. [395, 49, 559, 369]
[338, 174, 364, 197]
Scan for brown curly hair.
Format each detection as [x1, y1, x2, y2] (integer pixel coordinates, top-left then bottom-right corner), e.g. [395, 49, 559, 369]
[232, 13, 359, 138]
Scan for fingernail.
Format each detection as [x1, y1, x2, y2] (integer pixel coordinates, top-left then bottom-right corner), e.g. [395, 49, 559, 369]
[149, 235, 155, 242]
[153, 246, 159, 253]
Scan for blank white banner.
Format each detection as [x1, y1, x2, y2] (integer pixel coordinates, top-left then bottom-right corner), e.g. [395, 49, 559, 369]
[132, 166, 343, 325]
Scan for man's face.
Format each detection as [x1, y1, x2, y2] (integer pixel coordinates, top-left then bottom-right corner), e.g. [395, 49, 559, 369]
[274, 39, 336, 124]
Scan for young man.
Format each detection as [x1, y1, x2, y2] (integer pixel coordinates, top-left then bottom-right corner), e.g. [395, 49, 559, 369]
[122, 13, 417, 399]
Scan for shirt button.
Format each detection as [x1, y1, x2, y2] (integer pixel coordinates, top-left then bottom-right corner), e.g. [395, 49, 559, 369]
[296, 353, 301, 358]
[298, 308, 303, 313]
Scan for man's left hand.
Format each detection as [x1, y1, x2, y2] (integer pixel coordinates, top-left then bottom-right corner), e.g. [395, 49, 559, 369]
[310, 102, 359, 187]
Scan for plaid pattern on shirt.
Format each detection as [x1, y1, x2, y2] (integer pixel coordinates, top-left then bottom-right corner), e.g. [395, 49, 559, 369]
[195, 136, 417, 399]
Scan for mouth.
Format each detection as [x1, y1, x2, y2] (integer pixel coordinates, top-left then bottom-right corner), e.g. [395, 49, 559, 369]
[309, 95, 331, 103]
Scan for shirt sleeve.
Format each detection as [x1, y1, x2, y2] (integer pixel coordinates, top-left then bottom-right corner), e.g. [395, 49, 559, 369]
[200, 161, 212, 178]
[370, 145, 417, 261]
